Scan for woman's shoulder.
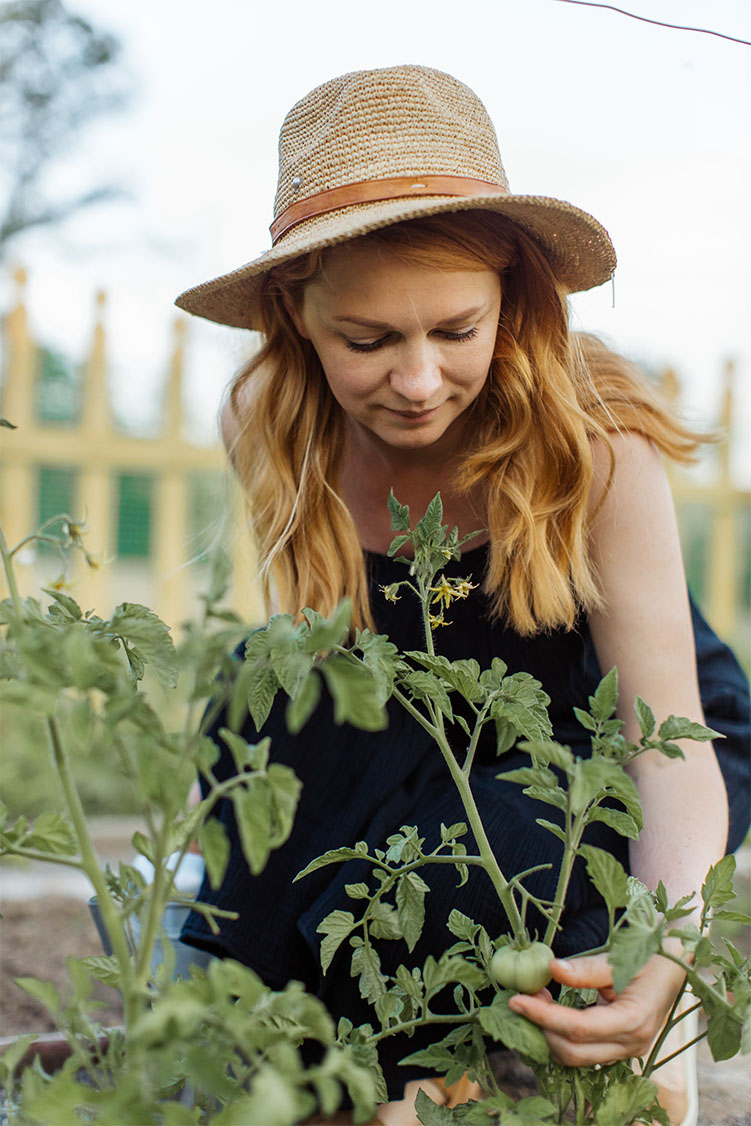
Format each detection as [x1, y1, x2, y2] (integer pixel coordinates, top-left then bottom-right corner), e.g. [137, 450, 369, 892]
[588, 430, 668, 523]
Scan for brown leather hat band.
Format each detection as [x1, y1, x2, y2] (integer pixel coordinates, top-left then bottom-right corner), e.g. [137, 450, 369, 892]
[269, 174, 509, 244]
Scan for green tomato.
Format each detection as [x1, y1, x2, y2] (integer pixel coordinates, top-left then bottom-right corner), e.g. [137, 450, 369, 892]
[490, 941, 553, 994]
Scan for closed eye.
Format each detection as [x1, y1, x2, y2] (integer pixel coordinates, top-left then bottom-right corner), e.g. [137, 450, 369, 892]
[346, 326, 479, 353]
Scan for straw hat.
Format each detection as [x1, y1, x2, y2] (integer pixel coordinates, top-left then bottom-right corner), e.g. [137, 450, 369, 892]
[175, 65, 616, 330]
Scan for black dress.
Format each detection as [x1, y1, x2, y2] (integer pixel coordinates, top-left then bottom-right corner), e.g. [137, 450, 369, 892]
[182, 544, 750, 1094]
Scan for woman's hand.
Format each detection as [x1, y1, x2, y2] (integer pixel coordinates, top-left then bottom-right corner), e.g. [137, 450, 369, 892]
[507, 951, 686, 1067]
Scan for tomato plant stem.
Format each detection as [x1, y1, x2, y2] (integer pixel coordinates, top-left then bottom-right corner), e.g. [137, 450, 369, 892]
[46, 715, 140, 1027]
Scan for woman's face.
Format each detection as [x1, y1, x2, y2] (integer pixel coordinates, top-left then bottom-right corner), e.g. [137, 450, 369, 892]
[288, 241, 501, 455]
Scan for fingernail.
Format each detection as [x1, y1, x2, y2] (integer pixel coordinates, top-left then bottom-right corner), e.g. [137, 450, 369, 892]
[552, 958, 572, 971]
[508, 997, 522, 1011]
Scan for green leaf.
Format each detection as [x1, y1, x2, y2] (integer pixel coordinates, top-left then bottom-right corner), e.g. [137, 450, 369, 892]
[198, 818, 230, 890]
[107, 602, 177, 687]
[396, 872, 430, 953]
[535, 817, 566, 843]
[321, 654, 388, 730]
[590, 667, 618, 721]
[369, 900, 403, 941]
[294, 842, 369, 881]
[247, 665, 281, 731]
[702, 855, 737, 912]
[356, 629, 399, 703]
[608, 894, 662, 993]
[388, 490, 412, 532]
[658, 715, 720, 742]
[596, 1075, 658, 1126]
[0, 1033, 36, 1079]
[579, 845, 630, 919]
[415, 493, 444, 542]
[14, 977, 61, 1016]
[351, 939, 387, 1005]
[219, 728, 269, 771]
[267, 763, 302, 847]
[79, 955, 122, 988]
[286, 670, 322, 734]
[477, 994, 549, 1063]
[447, 910, 480, 943]
[413, 1087, 456, 1125]
[634, 696, 656, 738]
[401, 670, 454, 721]
[317, 910, 357, 974]
[587, 806, 641, 840]
[206, 545, 233, 604]
[233, 779, 271, 875]
[345, 882, 371, 900]
[27, 811, 77, 856]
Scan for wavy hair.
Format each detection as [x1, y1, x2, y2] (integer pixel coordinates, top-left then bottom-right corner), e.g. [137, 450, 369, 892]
[225, 213, 705, 634]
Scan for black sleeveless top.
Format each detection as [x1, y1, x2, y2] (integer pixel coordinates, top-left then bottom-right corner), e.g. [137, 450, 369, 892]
[366, 542, 750, 847]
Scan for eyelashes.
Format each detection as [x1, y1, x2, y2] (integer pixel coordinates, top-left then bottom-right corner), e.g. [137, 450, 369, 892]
[346, 326, 479, 354]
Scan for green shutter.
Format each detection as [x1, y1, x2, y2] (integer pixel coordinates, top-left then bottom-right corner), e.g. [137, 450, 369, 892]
[116, 473, 152, 557]
[37, 466, 77, 551]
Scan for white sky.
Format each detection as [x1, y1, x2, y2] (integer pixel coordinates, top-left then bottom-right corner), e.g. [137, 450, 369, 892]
[2, 0, 749, 474]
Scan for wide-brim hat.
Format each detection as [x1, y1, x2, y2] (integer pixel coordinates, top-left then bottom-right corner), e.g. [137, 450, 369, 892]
[175, 65, 616, 331]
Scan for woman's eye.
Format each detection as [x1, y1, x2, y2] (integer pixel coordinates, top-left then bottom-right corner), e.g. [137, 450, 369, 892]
[346, 338, 386, 353]
[441, 327, 479, 342]
[345, 326, 479, 353]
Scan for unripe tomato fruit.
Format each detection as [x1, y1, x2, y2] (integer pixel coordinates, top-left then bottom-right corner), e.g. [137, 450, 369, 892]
[490, 941, 553, 994]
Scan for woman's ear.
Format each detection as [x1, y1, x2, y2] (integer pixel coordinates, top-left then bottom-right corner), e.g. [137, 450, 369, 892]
[282, 293, 310, 339]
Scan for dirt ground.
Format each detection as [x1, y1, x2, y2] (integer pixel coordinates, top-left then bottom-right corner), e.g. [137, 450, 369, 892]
[1, 895, 749, 1124]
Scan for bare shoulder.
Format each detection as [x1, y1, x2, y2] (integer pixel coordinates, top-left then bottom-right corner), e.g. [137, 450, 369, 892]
[588, 431, 671, 525]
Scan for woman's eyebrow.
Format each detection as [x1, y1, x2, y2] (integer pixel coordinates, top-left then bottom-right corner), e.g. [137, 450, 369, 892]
[334, 306, 486, 329]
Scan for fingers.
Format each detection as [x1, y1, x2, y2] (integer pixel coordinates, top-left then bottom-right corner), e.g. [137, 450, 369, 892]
[549, 953, 614, 990]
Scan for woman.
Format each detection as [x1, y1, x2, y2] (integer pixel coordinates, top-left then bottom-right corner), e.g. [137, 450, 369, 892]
[177, 65, 750, 1124]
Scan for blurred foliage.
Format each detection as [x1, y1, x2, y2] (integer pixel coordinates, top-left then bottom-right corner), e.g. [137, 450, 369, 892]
[0, 0, 128, 255]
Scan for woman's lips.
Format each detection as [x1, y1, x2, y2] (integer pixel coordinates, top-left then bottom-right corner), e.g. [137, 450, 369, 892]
[386, 406, 440, 422]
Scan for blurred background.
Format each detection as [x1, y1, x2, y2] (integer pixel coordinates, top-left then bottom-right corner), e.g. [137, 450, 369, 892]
[0, 0, 749, 815]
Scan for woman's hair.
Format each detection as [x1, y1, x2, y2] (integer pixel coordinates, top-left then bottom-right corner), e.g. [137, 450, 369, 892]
[224, 212, 706, 634]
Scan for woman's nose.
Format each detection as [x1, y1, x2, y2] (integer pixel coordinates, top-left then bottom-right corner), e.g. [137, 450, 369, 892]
[389, 342, 442, 403]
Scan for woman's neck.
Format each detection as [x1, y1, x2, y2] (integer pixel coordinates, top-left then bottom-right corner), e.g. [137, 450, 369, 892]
[339, 421, 487, 554]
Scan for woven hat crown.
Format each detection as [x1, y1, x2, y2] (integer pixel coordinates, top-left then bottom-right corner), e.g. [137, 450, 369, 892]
[273, 65, 508, 222]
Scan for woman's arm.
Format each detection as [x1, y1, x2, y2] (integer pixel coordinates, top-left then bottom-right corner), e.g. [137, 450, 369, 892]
[509, 431, 728, 1065]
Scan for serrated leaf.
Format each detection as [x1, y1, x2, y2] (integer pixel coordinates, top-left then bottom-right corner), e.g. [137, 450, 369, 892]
[535, 817, 566, 843]
[477, 994, 549, 1063]
[267, 762, 302, 847]
[608, 894, 662, 993]
[285, 669, 322, 734]
[447, 910, 480, 943]
[79, 955, 122, 988]
[590, 667, 618, 721]
[657, 715, 720, 742]
[246, 664, 280, 730]
[198, 818, 230, 890]
[294, 842, 369, 881]
[106, 602, 177, 687]
[351, 940, 387, 1005]
[596, 1075, 658, 1126]
[579, 845, 630, 919]
[233, 779, 271, 875]
[317, 910, 357, 974]
[369, 900, 403, 941]
[388, 490, 412, 532]
[14, 977, 60, 1015]
[321, 654, 388, 730]
[587, 806, 641, 840]
[634, 695, 656, 738]
[27, 811, 78, 856]
[345, 882, 370, 900]
[702, 855, 736, 912]
[396, 872, 430, 953]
